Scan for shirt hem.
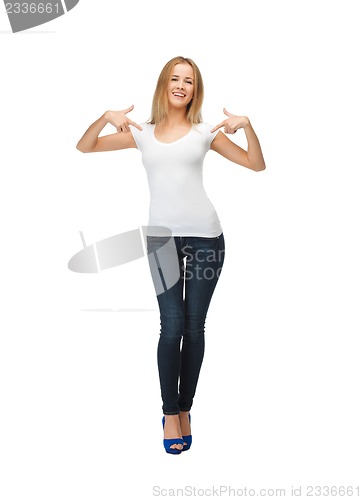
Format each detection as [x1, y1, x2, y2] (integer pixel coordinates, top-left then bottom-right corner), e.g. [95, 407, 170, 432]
[147, 230, 223, 238]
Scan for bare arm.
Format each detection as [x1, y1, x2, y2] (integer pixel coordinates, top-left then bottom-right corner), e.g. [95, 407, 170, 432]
[210, 109, 266, 172]
[76, 105, 142, 153]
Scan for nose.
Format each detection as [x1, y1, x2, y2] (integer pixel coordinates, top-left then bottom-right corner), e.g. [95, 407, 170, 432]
[176, 81, 185, 90]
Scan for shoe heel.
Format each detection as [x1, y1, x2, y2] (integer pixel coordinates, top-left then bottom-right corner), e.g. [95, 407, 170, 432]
[182, 413, 192, 451]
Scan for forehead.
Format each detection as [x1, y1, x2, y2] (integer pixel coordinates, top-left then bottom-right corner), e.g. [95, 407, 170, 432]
[172, 63, 194, 79]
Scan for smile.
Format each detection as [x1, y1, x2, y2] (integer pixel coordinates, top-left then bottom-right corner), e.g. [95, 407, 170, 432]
[172, 92, 186, 98]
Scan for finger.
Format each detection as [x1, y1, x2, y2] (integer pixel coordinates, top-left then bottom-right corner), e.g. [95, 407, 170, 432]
[129, 120, 143, 131]
[210, 120, 226, 133]
[223, 108, 232, 117]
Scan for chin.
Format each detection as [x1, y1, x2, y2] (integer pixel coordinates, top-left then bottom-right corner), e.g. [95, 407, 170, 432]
[169, 98, 192, 109]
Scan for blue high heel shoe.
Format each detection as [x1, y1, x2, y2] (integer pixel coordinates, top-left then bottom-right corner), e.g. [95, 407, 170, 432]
[181, 413, 192, 451]
[162, 416, 184, 455]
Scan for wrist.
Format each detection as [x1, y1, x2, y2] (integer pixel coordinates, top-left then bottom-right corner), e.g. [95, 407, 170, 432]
[243, 117, 251, 129]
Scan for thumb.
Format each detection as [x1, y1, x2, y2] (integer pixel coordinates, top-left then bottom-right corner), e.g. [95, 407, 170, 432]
[124, 104, 134, 114]
[223, 107, 231, 117]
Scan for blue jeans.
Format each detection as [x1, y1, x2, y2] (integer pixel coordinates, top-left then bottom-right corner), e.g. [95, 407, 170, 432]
[146, 233, 225, 415]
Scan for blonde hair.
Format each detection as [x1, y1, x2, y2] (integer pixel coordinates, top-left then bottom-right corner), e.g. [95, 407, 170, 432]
[149, 56, 204, 124]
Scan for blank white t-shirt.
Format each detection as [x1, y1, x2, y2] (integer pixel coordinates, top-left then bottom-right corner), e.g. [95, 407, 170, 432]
[130, 122, 223, 237]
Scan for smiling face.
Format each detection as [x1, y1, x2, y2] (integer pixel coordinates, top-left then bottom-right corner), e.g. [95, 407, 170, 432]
[150, 56, 204, 124]
[167, 63, 195, 110]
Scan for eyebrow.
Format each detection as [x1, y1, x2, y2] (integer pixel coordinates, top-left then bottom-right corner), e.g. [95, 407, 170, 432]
[172, 74, 194, 80]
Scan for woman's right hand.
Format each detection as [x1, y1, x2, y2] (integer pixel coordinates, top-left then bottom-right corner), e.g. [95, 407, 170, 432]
[105, 105, 143, 133]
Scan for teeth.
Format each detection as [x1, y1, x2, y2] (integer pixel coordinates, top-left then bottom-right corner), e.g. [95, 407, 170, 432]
[173, 93, 185, 97]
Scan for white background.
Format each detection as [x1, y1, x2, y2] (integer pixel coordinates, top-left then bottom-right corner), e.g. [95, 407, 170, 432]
[1, 1, 362, 498]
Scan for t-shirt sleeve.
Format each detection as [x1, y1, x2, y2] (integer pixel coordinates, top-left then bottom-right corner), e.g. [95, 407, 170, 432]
[129, 123, 144, 150]
[204, 122, 219, 149]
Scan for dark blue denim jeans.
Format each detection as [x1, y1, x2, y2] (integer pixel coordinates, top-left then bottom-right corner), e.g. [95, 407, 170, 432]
[146, 233, 225, 415]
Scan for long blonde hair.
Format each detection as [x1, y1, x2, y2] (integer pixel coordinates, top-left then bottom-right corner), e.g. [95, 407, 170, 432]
[149, 56, 204, 124]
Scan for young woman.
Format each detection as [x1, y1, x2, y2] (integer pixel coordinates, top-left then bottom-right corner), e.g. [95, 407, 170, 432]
[76, 56, 266, 454]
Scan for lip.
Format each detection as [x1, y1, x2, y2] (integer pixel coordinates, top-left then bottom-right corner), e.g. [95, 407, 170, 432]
[172, 92, 186, 98]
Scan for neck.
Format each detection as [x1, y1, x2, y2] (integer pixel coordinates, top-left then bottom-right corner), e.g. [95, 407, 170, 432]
[162, 106, 189, 127]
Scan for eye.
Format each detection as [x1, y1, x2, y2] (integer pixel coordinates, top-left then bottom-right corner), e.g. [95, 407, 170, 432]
[171, 77, 178, 81]
[186, 81, 193, 85]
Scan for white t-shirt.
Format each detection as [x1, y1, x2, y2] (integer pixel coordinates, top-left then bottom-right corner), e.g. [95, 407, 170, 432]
[130, 122, 223, 237]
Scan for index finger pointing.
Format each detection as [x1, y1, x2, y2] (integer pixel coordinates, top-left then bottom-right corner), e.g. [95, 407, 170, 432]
[210, 121, 225, 133]
[129, 121, 143, 131]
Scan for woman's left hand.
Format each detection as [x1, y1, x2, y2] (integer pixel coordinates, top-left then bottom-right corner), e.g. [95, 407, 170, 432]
[211, 108, 250, 134]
